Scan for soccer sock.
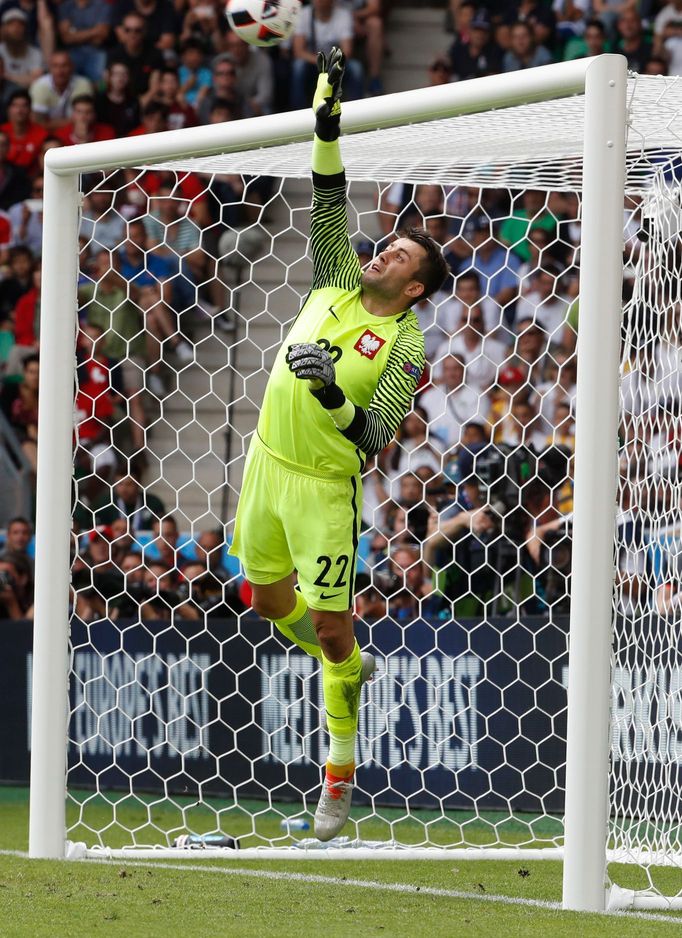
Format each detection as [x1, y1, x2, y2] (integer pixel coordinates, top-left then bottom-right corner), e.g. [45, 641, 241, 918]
[323, 640, 362, 770]
[272, 591, 321, 659]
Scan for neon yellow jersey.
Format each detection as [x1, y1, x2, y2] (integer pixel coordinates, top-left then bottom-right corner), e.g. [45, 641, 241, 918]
[256, 170, 425, 478]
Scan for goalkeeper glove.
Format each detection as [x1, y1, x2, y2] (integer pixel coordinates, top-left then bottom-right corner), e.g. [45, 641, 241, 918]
[313, 46, 345, 142]
[286, 343, 345, 409]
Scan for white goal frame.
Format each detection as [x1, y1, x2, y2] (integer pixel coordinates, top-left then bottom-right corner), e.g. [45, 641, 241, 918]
[29, 55, 628, 914]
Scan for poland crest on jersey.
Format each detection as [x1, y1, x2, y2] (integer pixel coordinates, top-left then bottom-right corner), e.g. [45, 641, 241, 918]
[354, 329, 385, 359]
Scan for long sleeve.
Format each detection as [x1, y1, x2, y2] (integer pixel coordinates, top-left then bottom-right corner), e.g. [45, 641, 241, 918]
[309, 136, 361, 291]
[338, 323, 426, 457]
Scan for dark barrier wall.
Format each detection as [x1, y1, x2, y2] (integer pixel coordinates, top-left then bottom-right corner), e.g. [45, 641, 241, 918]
[3, 615, 678, 814]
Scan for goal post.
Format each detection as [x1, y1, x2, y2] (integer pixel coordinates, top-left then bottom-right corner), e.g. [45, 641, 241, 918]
[27, 53, 661, 915]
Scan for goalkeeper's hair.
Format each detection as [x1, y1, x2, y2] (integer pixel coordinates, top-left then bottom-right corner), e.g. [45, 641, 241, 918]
[399, 226, 450, 302]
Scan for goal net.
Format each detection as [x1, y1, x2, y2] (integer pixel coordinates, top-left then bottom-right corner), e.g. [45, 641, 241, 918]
[28, 58, 682, 911]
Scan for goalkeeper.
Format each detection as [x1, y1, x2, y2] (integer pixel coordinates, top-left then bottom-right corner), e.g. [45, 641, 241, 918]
[229, 48, 448, 841]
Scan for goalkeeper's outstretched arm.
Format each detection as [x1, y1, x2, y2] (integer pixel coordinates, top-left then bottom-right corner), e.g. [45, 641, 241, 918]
[309, 48, 361, 292]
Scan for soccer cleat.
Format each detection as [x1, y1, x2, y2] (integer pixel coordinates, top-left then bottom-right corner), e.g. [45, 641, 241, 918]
[320, 651, 376, 732]
[314, 769, 353, 842]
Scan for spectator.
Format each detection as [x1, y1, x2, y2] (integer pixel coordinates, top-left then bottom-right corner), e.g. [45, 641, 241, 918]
[654, 0, 682, 67]
[74, 321, 118, 487]
[57, 0, 111, 84]
[592, 0, 639, 38]
[373, 543, 435, 621]
[128, 99, 169, 135]
[424, 474, 500, 616]
[553, 0, 590, 42]
[427, 53, 452, 86]
[615, 9, 651, 72]
[291, 0, 364, 110]
[0, 55, 18, 122]
[154, 66, 198, 129]
[450, 268, 503, 338]
[458, 214, 522, 321]
[80, 184, 125, 252]
[346, 0, 385, 95]
[0, 126, 28, 207]
[196, 53, 244, 123]
[30, 50, 92, 131]
[516, 265, 571, 342]
[9, 255, 38, 350]
[193, 528, 231, 581]
[180, 1, 224, 58]
[78, 250, 147, 452]
[7, 172, 42, 255]
[563, 17, 609, 60]
[411, 284, 457, 361]
[106, 11, 164, 99]
[645, 55, 669, 77]
[1, 88, 46, 173]
[224, 29, 274, 117]
[496, 391, 548, 449]
[113, 0, 178, 57]
[500, 190, 556, 265]
[54, 94, 115, 146]
[449, 9, 502, 81]
[503, 21, 553, 71]
[94, 471, 166, 531]
[143, 182, 212, 315]
[0, 351, 38, 472]
[94, 61, 140, 138]
[178, 37, 211, 108]
[383, 406, 442, 493]
[145, 514, 183, 570]
[419, 353, 489, 452]
[655, 0, 682, 39]
[0, 548, 32, 617]
[0, 8, 42, 88]
[0, 244, 32, 321]
[117, 218, 192, 393]
[0, 0, 55, 62]
[514, 316, 550, 385]
[4, 515, 32, 558]
[435, 304, 507, 396]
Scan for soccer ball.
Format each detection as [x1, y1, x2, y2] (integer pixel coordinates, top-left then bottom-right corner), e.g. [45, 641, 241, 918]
[225, 0, 301, 47]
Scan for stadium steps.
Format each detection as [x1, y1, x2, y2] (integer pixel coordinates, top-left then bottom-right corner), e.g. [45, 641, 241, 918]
[145, 8, 447, 525]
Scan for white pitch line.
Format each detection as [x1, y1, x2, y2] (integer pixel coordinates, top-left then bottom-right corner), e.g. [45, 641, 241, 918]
[3, 850, 680, 926]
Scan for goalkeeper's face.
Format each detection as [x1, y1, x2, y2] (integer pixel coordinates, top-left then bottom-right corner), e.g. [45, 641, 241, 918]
[361, 238, 427, 303]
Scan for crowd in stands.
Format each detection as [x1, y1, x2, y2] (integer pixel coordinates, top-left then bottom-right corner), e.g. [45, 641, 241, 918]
[0, 0, 678, 625]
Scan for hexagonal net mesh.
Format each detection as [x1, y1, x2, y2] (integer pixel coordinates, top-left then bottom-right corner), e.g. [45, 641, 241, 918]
[58, 73, 682, 892]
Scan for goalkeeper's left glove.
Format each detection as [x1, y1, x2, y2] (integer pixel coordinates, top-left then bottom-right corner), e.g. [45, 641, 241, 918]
[286, 342, 345, 409]
[313, 46, 345, 142]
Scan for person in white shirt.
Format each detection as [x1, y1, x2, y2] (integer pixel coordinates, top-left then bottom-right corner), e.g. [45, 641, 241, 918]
[412, 288, 458, 361]
[419, 353, 489, 452]
[515, 264, 571, 343]
[434, 303, 507, 395]
[0, 9, 44, 89]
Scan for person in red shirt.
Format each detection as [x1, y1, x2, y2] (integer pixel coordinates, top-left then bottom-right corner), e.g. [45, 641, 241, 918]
[54, 94, 114, 146]
[12, 260, 39, 347]
[1, 89, 47, 174]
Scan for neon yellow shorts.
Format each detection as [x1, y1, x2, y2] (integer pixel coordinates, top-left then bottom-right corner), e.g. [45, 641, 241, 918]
[229, 437, 362, 612]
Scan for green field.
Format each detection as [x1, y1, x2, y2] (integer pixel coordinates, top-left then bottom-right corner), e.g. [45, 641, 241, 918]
[2, 787, 681, 937]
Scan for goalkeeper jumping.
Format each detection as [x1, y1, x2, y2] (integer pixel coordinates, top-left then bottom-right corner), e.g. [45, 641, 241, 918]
[229, 48, 448, 841]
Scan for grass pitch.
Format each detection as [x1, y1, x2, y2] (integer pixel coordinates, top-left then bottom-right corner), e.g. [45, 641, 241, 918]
[1, 787, 681, 937]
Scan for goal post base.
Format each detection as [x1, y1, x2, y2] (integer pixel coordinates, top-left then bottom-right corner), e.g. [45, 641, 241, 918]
[66, 841, 566, 862]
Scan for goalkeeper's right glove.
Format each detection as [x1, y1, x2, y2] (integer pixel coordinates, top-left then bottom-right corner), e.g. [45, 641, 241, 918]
[313, 46, 345, 142]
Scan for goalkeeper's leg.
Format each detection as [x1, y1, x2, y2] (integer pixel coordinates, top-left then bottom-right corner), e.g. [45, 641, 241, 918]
[251, 578, 321, 659]
[308, 608, 363, 841]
